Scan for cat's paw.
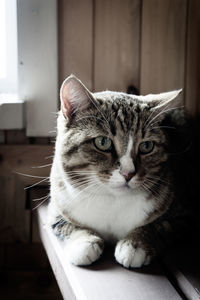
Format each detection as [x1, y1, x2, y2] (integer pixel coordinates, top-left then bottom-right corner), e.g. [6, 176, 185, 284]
[115, 239, 151, 268]
[66, 233, 104, 266]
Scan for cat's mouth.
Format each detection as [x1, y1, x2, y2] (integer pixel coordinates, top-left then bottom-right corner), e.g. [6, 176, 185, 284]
[109, 180, 143, 193]
[109, 181, 138, 193]
[113, 183, 130, 191]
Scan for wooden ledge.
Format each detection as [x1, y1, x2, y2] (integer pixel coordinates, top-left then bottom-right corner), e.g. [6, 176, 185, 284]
[37, 204, 200, 300]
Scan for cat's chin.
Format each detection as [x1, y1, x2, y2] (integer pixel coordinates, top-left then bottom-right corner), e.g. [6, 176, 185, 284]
[108, 183, 140, 196]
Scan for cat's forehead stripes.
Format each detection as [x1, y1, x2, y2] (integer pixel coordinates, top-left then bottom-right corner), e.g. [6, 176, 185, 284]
[120, 136, 135, 174]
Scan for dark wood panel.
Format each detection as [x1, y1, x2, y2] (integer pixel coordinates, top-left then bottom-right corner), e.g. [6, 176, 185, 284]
[0, 246, 5, 268]
[140, 0, 187, 94]
[29, 188, 49, 243]
[5, 244, 49, 270]
[0, 131, 5, 144]
[0, 270, 63, 300]
[5, 130, 28, 144]
[0, 145, 53, 243]
[58, 0, 93, 90]
[185, 0, 200, 115]
[94, 0, 141, 92]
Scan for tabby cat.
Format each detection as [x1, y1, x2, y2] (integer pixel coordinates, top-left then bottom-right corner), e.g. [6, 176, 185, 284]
[49, 75, 198, 268]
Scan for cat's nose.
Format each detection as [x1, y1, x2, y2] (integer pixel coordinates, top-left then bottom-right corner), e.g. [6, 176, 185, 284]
[120, 170, 136, 182]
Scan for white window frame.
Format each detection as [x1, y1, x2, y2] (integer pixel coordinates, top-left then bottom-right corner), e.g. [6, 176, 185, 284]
[0, 0, 58, 136]
[17, 0, 58, 136]
[0, 0, 18, 93]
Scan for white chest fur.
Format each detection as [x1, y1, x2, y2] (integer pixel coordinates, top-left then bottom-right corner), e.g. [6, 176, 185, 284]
[56, 185, 154, 242]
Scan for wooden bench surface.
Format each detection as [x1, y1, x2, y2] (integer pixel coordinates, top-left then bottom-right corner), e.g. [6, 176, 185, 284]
[38, 204, 200, 300]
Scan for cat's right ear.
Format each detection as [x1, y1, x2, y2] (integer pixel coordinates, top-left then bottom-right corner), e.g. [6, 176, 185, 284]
[60, 75, 93, 121]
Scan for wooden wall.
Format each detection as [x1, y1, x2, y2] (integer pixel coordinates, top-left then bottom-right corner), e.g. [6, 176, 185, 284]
[59, 0, 200, 116]
[0, 0, 200, 293]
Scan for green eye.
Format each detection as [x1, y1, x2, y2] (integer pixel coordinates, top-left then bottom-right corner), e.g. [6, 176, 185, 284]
[139, 141, 154, 154]
[94, 136, 112, 152]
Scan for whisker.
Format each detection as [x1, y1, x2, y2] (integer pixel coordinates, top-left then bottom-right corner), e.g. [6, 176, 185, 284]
[65, 170, 97, 174]
[76, 115, 106, 123]
[143, 99, 164, 129]
[86, 91, 110, 127]
[24, 177, 49, 190]
[145, 175, 170, 185]
[45, 155, 54, 159]
[150, 126, 176, 130]
[146, 106, 184, 129]
[32, 196, 50, 210]
[32, 194, 50, 202]
[70, 180, 98, 190]
[142, 181, 161, 198]
[14, 171, 48, 179]
[72, 181, 100, 200]
[31, 163, 52, 169]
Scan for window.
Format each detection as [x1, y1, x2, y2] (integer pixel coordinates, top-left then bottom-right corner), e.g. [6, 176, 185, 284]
[0, 0, 58, 136]
[0, 0, 18, 94]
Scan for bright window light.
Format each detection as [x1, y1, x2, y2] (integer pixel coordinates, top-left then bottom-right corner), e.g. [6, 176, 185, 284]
[0, 0, 6, 79]
[0, 0, 18, 94]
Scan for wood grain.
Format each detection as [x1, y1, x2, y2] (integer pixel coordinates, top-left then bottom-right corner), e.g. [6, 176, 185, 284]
[5, 130, 28, 144]
[5, 244, 50, 270]
[0, 245, 5, 268]
[94, 0, 141, 92]
[0, 131, 5, 144]
[38, 204, 182, 300]
[185, 0, 200, 115]
[58, 0, 93, 90]
[140, 0, 187, 95]
[29, 187, 49, 243]
[0, 145, 53, 243]
[0, 270, 63, 300]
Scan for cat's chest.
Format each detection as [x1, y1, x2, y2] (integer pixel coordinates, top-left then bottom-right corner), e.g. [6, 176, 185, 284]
[58, 188, 155, 242]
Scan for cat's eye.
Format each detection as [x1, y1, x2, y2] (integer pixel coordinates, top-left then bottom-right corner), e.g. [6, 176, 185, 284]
[94, 136, 112, 152]
[139, 141, 154, 154]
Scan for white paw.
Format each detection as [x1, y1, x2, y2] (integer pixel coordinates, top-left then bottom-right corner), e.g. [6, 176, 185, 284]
[115, 240, 151, 268]
[66, 233, 103, 266]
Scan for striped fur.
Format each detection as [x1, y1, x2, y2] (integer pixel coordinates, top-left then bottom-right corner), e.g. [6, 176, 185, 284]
[49, 75, 197, 268]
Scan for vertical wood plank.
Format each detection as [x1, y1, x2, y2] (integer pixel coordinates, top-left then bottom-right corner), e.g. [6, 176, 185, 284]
[94, 0, 141, 92]
[0, 245, 5, 268]
[0, 146, 52, 243]
[140, 0, 187, 94]
[58, 0, 93, 90]
[0, 131, 5, 144]
[30, 187, 49, 243]
[0, 173, 30, 243]
[185, 0, 200, 115]
[6, 130, 28, 144]
[5, 244, 50, 269]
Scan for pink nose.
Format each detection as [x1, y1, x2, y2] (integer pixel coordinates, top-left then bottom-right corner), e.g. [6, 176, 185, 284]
[120, 171, 135, 182]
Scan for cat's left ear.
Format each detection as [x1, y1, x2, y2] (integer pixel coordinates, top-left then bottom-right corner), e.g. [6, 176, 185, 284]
[144, 89, 183, 111]
[60, 75, 94, 121]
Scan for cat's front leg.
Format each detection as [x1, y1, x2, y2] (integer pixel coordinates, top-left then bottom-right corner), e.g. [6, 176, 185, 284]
[66, 229, 104, 266]
[114, 223, 165, 268]
[51, 216, 104, 266]
[115, 238, 152, 268]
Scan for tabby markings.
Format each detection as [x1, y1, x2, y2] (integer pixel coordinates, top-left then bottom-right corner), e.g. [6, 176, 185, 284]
[120, 136, 135, 174]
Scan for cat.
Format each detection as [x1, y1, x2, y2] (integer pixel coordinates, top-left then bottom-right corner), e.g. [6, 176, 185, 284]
[48, 75, 199, 268]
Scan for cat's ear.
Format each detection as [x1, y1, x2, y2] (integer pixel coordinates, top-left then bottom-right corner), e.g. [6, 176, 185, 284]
[143, 89, 183, 110]
[152, 89, 182, 109]
[60, 75, 93, 120]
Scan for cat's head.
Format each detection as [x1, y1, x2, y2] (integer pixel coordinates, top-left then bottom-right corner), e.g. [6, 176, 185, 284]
[57, 75, 183, 197]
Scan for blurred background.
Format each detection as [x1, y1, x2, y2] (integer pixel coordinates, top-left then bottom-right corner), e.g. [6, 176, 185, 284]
[0, 0, 200, 299]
